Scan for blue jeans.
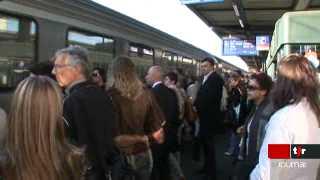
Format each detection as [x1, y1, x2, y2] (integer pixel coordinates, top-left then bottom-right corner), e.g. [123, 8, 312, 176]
[169, 153, 184, 179]
[226, 130, 240, 155]
[117, 149, 153, 180]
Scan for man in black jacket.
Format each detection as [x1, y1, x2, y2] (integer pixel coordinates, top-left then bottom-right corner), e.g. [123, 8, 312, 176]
[52, 46, 116, 180]
[145, 65, 180, 180]
[194, 57, 224, 180]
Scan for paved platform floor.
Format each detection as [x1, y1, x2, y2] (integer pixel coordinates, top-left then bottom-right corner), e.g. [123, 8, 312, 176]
[181, 134, 235, 180]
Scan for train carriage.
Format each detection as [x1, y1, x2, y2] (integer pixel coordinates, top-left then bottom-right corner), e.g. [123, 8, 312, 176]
[265, 10, 320, 79]
[0, 0, 227, 110]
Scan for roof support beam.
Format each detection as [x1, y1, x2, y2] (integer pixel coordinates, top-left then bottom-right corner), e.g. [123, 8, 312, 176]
[232, 0, 250, 36]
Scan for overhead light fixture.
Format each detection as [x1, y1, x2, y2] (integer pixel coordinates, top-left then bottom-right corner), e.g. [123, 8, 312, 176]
[239, 19, 244, 28]
[232, 3, 240, 17]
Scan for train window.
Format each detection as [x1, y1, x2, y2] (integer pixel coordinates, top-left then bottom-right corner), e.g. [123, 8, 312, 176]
[162, 52, 173, 61]
[161, 52, 177, 71]
[0, 16, 18, 33]
[0, 14, 37, 88]
[269, 43, 320, 79]
[183, 57, 193, 64]
[161, 52, 178, 71]
[67, 30, 114, 80]
[129, 44, 154, 78]
[165, 55, 172, 61]
[181, 57, 197, 75]
[69, 31, 104, 46]
[30, 22, 36, 35]
[130, 46, 138, 53]
[143, 48, 153, 56]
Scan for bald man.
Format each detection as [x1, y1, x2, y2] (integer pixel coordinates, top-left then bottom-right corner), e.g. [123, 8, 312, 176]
[145, 66, 180, 180]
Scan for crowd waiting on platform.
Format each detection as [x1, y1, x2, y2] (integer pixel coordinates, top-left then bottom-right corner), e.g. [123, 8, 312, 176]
[0, 46, 319, 180]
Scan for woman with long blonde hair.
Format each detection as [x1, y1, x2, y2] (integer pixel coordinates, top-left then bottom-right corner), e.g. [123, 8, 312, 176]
[4, 76, 84, 180]
[108, 56, 164, 180]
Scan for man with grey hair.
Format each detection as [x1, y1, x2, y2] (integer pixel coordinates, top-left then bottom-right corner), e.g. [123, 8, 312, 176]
[52, 46, 117, 180]
[145, 65, 180, 180]
[52, 46, 90, 88]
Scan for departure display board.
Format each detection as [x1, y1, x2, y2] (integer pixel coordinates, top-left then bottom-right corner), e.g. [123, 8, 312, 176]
[256, 36, 270, 51]
[180, 0, 223, 5]
[223, 39, 257, 56]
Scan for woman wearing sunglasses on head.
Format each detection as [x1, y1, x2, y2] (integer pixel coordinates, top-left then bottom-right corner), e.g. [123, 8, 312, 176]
[233, 72, 275, 180]
[91, 67, 107, 90]
[250, 54, 320, 180]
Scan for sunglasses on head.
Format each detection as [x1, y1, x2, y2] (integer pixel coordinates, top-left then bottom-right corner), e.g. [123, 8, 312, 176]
[247, 85, 260, 91]
[92, 72, 99, 77]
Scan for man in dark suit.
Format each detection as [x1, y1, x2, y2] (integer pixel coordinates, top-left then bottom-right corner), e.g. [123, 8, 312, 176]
[145, 65, 180, 180]
[52, 46, 117, 180]
[194, 57, 224, 180]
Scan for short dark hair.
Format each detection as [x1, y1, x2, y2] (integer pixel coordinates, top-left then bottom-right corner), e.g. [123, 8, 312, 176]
[230, 71, 241, 79]
[29, 62, 54, 79]
[201, 57, 216, 66]
[165, 72, 178, 84]
[250, 72, 273, 95]
[235, 70, 243, 77]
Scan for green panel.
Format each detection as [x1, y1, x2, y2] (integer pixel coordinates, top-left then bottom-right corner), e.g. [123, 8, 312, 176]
[267, 10, 320, 66]
[286, 11, 320, 43]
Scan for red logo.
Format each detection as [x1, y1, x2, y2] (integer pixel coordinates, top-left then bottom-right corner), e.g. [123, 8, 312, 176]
[293, 146, 306, 158]
[268, 144, 290, 159]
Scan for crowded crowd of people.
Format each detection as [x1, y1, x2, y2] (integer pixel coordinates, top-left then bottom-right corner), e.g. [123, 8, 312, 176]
[0, 45, 319, 180]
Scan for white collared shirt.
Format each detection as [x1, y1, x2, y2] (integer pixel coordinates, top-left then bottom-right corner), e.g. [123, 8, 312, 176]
[202, 71, 213, 85]
[152, 81, 162, 88]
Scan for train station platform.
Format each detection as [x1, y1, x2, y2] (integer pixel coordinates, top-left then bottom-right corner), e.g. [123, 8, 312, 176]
[182, 133, 234, 180]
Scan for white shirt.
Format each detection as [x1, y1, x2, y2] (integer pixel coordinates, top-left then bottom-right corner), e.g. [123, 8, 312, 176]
[234, 103, 241, 121]
[246, 115, 254, 156]
[202, 71, 213, 85]
[250, 98, 320, 180]
[0, 108, 7, 164]
[152, 81, 162, 88]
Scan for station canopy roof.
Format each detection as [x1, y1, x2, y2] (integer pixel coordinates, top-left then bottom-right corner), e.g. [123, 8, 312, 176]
[183, 0, 320, 70]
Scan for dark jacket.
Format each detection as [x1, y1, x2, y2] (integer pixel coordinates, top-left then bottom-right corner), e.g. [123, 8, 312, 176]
[194, 72, 224, 137]
[151, 83, 180, 152]
[241, 97, 276, 163]
[63, 81, 117, 177]
[150, 82, 180, 180]
[226, 88, 249, 131]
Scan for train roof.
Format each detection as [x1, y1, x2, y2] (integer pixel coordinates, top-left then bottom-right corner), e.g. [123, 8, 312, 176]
[268, 10, 320, 62]
[1, 0, 216, 60]
[215, 56, 246, 72]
